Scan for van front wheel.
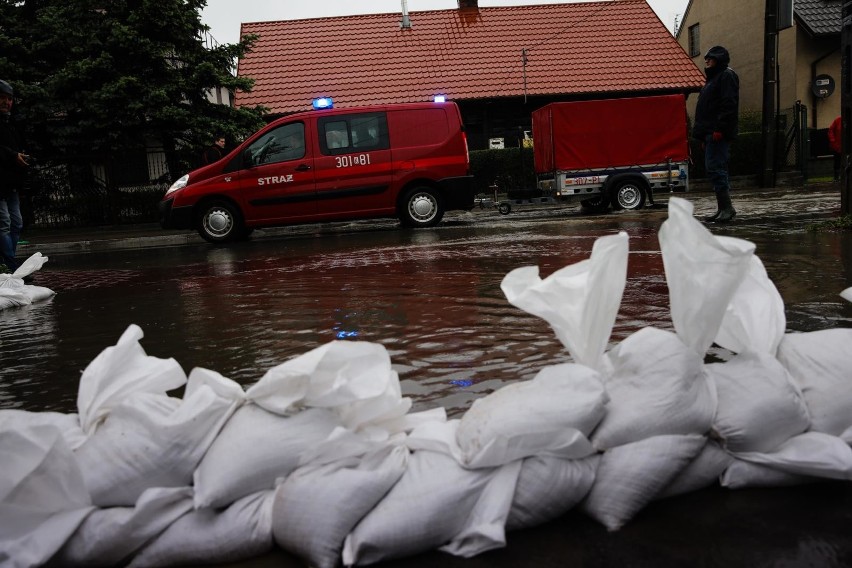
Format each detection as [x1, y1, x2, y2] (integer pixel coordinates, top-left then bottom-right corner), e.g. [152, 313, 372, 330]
[197, 200, 245, 243]
[400, 186, 444, 228]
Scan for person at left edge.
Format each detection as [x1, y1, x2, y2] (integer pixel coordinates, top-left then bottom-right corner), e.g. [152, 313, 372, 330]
[202, 134, 226, 165]
[0, 79, 30, 273]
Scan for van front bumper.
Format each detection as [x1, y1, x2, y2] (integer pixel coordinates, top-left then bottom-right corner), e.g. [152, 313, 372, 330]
[438, 175, 476, 210]
[159, 198, 194, 230]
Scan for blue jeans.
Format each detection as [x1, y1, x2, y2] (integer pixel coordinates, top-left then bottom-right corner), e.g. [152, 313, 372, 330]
[704, 136, 731, 195]
[0, 189, 23, 271]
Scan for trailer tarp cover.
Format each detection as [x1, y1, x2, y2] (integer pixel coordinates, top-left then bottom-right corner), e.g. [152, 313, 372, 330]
[532, 94, 689, 173]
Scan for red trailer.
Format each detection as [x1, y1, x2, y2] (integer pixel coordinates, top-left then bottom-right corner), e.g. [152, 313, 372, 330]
[531, 94, 690, 212]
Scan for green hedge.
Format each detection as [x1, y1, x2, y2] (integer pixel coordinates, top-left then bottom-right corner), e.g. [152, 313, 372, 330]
[689, 131, 764, 178]
[469, 148, 537, 194]
[470, 132, 768, 193]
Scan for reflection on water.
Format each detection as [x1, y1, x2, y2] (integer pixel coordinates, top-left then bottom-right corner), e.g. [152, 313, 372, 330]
[1, 209, 851, 417]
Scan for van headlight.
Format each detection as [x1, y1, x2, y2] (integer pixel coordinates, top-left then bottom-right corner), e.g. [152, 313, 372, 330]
[166, 174, 189, 196]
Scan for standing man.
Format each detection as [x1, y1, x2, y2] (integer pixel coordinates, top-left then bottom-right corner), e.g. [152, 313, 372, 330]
[693, 46, 740, 223]
[202, 134, 226, 165]
[0, 79, 30, 273]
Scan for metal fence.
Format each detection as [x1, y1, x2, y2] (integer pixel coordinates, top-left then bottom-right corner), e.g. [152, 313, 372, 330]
[21, 150, 171, 228]
[779, 101, 808, 174]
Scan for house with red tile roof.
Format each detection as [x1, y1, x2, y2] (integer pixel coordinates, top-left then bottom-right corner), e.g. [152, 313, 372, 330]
[235, 0, 705, 149]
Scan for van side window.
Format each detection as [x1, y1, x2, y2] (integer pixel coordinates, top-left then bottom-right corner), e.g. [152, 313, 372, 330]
[324, 121, 350, 150]
[246, 122, 305, 166]
[318, 112, 389, 155]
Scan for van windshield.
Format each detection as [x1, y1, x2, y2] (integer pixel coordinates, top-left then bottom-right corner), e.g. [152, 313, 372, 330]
[246, 122, 305, 166]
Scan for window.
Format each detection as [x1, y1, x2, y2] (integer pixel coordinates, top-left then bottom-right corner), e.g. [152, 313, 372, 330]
[688, 24, 700, 58]
[246, 122, 305, 166]
[319, 112, 389, 155]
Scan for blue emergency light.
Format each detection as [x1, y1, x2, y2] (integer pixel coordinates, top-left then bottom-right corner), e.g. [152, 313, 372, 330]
[433, 95, 446, 103]
[312, 97, 334, 110]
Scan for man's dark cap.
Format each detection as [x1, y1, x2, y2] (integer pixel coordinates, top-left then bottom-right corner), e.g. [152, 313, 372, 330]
[0, 80, 13, 96]
[704, 46, 730, 66]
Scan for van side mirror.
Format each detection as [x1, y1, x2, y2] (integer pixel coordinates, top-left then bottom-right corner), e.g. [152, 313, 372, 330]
[242, 148, 255, 168]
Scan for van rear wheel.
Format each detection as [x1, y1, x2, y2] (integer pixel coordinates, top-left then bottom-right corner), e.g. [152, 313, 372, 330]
[400, 186, 444, 228]
[197, 199, 245, 243]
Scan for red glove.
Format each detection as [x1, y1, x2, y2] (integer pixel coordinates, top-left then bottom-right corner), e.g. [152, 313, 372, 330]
[712, 131, 724, 142]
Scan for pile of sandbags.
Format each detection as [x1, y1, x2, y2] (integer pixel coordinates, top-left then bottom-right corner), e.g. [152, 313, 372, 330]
[2, 197, 852, 568]
[0, 253, 53, 310]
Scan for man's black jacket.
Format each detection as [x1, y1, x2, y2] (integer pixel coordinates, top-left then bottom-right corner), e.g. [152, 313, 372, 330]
[0, 114, 27, 193]
[693, 65, 740, 142]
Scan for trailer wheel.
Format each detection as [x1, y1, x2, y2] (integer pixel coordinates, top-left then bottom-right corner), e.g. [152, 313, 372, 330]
[498, 202, 512, 215]
[580, 195, 610, 214]
[196, 199, 245, 243]
[399, 186, 444, 228]
[610, 180, 646, 211]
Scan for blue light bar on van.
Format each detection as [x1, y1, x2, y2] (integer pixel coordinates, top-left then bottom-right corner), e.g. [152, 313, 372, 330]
[433, 95, 447, 103]
[312, 97, 334, 110]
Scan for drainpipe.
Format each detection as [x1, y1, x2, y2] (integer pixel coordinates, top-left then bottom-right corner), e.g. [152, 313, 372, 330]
[760, 0, 778, 187]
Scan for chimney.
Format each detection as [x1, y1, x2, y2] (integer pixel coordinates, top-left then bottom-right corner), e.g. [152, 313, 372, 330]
[458, 0, 478, 8]
[400, 0, 411, 29]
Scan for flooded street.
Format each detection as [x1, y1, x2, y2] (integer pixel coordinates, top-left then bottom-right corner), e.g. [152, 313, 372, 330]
[2, 187, 850, 416]
[2, 186, 852, 567]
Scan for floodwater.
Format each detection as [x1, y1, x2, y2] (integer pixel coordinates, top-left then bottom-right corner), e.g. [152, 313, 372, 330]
[2, 188, 850, 415]
[2, 187, 852, 567]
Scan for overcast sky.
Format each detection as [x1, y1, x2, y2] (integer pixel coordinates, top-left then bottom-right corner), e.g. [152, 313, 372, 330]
[201, 0, 691, 46]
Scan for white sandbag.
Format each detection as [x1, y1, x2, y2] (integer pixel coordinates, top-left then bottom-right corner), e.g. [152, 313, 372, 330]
[76, 324, 187, 435]
[581, 434, 706, 531]
[708, 350, 810, 453]
[342, 448, 520, 565]
[500, 231, 628, 372]
[591, 327, 714, 450]
[0, 279, 31, 309]
[456, 363, 605, 468]
[841, 286, 852, 303]
[53, 487, 193, 567]
[720, 459, 821, 489]
[128, 490, 274, 568]
[246, 340, 412, 431]
[0, 425, 95, 568]
[733, 431, 852, 481]
[659, 197, 755, 357]
[11, 252, 48, 278]
[75, 379, 239, 507]
[715, 255, 786, 356]
[0, 409, 86, 450]
[657, 440, 732, 499]
[440, 459, 522, 558]
[506, 454, 599, 532]
[193, 404, 341, 509]
[272, 445, 408, 568]
[0, 269, 54, 303]
[776, 328, 852, 436]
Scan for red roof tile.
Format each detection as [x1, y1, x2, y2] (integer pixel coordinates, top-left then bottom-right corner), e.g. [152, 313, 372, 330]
[236, 0, 705, 114]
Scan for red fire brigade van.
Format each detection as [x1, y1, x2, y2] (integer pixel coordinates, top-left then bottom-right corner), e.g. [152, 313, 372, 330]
[160, 101, 474, 243]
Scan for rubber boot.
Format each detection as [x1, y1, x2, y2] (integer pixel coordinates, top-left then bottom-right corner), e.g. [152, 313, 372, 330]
[703, 192, 722, 222]
[646, 185, 655, 207]
[713, 190, 736, 223]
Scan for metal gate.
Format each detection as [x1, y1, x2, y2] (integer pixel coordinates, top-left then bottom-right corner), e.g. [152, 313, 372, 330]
[779, 101, 808, 178]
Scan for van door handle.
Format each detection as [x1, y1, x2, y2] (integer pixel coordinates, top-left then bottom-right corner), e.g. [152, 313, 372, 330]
[295, 163, 312, 171]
